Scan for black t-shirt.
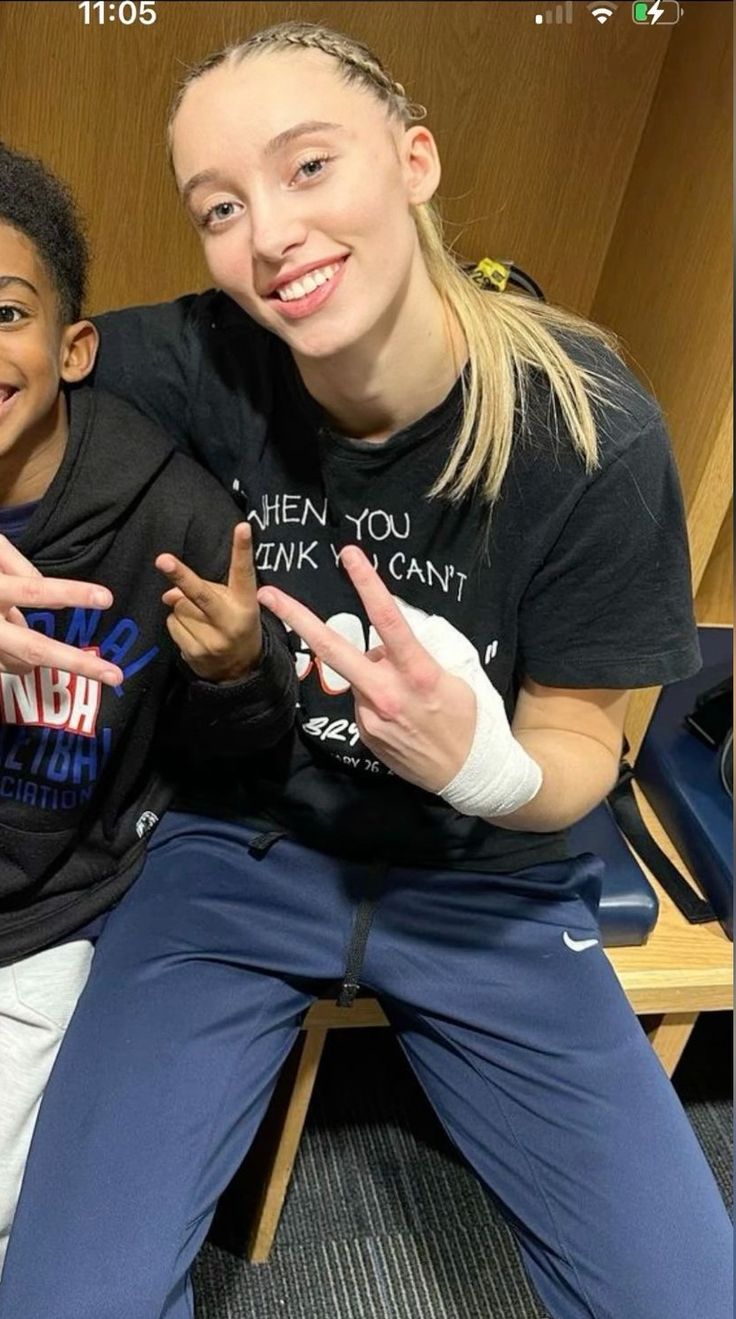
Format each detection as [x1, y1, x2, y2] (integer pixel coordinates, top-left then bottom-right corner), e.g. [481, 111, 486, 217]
[91, 291, 701, 872]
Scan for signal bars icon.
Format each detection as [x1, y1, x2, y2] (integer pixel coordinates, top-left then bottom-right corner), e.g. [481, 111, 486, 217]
[534, 1, 573, 22]
[534, 1, 619, 23]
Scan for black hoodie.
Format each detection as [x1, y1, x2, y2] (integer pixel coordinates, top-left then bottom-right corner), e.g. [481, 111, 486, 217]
[0, 385, 296, 965]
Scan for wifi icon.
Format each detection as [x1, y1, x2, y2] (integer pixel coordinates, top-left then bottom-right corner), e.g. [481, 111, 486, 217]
[588, 1, 618, 21]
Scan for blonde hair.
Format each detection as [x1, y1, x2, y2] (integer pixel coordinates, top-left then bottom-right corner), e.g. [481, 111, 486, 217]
[169, 21, 627, 504]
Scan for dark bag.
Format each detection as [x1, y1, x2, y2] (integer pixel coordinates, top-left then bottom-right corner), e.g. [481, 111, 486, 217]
[610, 675, 733, 929]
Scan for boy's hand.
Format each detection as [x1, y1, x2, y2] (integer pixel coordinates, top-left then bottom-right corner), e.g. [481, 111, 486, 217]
[156, 523, 262, 683]
[0, 535, 124, 686]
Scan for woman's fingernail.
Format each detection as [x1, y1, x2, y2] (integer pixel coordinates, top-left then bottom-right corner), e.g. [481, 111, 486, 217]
[92, 588, 112, 607]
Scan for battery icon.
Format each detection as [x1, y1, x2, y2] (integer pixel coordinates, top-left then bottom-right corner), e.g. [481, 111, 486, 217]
[633, 1, 682, 23]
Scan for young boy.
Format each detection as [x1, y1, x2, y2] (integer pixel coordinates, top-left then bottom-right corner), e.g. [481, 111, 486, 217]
[0, 142, 296, 1270]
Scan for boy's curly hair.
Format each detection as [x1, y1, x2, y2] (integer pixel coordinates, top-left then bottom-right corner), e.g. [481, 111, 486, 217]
[0, 142, 88, 322]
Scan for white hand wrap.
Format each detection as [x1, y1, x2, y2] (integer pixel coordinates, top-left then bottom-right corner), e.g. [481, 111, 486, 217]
[395, 600, 543, 819]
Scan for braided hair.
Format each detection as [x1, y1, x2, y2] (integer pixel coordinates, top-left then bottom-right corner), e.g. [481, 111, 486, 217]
[168, 22, 426, 128]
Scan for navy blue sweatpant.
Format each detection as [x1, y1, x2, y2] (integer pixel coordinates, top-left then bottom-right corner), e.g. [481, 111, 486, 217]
[0, 813, 731, 1319]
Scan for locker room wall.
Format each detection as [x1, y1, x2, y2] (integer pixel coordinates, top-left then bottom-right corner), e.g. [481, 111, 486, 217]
[1, 1, 731, 677]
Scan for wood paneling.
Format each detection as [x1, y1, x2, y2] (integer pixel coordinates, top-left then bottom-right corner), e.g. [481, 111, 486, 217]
[696, 504, 733, 626]
[591, 3, 732, 566]
[587, 3, 732, 750]
[1, 1, 730, 741]
[0, 0, 669, 314]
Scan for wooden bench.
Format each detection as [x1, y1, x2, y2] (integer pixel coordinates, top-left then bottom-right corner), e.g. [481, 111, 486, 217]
[235, 785, 733, 1262]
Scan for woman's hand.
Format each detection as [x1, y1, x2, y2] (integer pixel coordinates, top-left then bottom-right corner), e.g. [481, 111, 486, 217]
[0, 535, 124, 686]
[156, 522, 263, 683]
[258, 545, 478, 793]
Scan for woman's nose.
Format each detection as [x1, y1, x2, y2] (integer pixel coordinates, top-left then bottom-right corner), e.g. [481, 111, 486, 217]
[249, 193, 309, 264]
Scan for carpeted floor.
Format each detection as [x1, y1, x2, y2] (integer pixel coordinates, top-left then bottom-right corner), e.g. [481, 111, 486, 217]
[194, 1012, 733, 1319]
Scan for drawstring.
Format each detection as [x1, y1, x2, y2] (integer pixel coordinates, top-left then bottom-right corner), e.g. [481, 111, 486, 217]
[336, 863, 387, 1007]
[245, 834, 386, 1008]
[336, 896, 377, 1007]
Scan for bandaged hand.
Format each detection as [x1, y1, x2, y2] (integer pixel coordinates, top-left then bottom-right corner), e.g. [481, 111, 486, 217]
[404, 606, 542, 817]
[257, 545, 542, 818]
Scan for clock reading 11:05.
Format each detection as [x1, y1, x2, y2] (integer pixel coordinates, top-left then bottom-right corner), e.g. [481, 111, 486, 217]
[79, 1, 157, 23]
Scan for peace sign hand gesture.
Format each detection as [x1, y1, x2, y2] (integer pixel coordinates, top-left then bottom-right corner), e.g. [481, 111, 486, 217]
[258, 545, 478, 793]
[258, 546, 543, 817]
[156, 522, 262, 683]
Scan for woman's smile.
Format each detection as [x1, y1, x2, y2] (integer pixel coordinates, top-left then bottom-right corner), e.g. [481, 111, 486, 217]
[266, 255, 349, 320]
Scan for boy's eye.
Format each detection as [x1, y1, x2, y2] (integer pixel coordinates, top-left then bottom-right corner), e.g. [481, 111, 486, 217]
[0, 305, 25, 324]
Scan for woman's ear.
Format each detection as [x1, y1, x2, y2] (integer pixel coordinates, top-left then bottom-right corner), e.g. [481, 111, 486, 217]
[400, 125, 441, 206]
[59, 320, 99, 384]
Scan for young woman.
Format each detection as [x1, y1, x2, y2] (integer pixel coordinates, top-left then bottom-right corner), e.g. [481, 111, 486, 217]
[0, 21, 730, 1319]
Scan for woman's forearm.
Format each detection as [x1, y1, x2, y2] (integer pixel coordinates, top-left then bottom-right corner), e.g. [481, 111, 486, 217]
[483, 728, 621, 832]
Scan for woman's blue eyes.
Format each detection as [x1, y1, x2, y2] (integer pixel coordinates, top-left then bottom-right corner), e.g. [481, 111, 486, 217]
[296, 155, 330, 180]
[205, 202, 238, 226]
[199, 155, 333, 229]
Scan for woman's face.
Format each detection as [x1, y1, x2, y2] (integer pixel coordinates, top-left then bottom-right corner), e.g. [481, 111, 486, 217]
[170, 50, 439, 361]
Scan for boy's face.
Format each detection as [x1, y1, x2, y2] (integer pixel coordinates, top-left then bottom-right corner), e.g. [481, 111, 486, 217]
[0, 222, 96, 468]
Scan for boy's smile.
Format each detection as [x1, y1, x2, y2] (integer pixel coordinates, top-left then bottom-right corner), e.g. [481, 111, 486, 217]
[0, 385, 21, 418]
[0, 223, 96, 505]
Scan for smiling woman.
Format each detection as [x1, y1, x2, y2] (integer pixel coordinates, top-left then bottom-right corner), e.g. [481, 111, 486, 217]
[0, 19, 731, 1319]
[170, 52, 447, 377]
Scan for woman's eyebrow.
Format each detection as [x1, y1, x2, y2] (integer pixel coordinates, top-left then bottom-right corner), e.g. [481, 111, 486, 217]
[182, 170, 219, 204]
[264, 121, 344, 155]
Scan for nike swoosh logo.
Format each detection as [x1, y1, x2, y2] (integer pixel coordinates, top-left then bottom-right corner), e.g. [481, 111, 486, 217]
[562, 931, 600, 952]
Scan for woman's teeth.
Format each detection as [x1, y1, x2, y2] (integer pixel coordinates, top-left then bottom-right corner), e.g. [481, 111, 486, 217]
[276, 262, 341, 302]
